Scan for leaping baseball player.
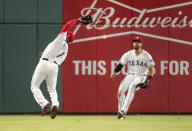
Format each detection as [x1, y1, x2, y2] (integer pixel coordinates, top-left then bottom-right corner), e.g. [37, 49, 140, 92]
[30, 15, 92, 119]
[110, 36, 156, 119]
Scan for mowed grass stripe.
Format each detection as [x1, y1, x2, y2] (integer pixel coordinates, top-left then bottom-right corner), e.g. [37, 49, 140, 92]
[0, 115, 191, 131]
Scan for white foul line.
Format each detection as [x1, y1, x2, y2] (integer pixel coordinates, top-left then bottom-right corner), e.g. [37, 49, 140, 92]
[72, 31, 192, 46]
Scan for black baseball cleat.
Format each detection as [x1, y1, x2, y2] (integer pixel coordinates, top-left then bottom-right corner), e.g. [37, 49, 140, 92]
[118, 110, 126, 119]
[41, 103, 50, 116]
[51, 106, 58, 119]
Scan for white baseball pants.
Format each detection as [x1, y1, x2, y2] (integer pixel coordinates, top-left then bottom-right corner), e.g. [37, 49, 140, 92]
[31, 60, 59, 108]
[118, 74, 146, 113]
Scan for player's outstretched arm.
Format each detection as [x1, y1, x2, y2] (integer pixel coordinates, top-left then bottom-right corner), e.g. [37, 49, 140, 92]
[60, 19, 79, 33]
[60, 15, 93, 33]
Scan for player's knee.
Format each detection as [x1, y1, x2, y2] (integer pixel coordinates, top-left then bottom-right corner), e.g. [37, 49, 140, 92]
[48, 88, 56, 92]
[30, 81, 37, 91]
[31, 85, 38, 93]
[31, 86, 35, 92]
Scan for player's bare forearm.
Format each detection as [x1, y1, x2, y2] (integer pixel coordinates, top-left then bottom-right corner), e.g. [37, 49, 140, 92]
[110, 71, 117, 80]
[148, 66, 155, 77]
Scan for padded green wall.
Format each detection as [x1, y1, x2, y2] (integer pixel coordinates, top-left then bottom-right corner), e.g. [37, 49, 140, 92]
[0, 25, 3, 112]
[38, 0, 62, 23]
[3, 25, 37, 112]
[5, 0, 37, 23]
[0, 0, 3, 23]
[0, 0, 62, 113]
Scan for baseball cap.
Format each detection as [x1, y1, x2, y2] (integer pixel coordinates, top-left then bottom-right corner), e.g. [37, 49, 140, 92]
[133, 36, 143, 43]
[66, 31, 75, 42]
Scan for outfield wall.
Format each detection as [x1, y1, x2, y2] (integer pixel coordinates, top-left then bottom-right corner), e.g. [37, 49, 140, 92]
[0, 0, 192, 113]
[0, 0, 63, 113]
[61, 0, 192, 113]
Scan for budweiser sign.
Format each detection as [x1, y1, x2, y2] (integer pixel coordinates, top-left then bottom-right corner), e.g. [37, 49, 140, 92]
[73, 0, 192, 45]
[62, 0, 192, 113]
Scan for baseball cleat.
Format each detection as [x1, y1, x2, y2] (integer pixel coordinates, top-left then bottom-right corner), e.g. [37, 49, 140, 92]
[117, 112, 121, 119]
[41, 103, 50, 116]
[51, 106, 58, 119]
[119, 110, 126, 119]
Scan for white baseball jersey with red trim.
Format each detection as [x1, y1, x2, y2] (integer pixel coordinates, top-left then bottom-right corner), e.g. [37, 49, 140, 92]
[118, 49, 155, 114]
[41, 32, 68, 65]
[31, 19, 79, 110]
[120, 49, 155, 75]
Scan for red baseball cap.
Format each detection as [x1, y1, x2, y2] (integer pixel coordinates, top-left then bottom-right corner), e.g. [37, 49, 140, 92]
[133, 36, 143, 43]
[66, 31, 75, 42]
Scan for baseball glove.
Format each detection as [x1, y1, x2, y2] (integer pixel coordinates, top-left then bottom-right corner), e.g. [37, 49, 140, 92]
[136, 79, 149, 89]
[80, 15, 93, 25]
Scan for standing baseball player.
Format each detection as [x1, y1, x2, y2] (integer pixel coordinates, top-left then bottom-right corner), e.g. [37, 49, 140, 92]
[31, 15, 92, 119]
[110, 36, 155, 119]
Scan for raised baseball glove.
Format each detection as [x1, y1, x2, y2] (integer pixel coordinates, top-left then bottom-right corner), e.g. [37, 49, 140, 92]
[136, 79, 149, 89]
[80, 15, 93, 25]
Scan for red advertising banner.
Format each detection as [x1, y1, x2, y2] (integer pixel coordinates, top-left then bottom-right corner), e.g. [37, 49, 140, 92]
[62, 0, 192, 113]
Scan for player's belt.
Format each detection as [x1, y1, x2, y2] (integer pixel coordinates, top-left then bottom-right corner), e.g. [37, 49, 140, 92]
[128, 73, 135, 75]
[42, 58, 58, 65]
[128, 73, 147, 76]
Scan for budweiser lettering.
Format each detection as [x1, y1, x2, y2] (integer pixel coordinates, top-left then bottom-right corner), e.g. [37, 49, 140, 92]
[81, 7, 192, 29]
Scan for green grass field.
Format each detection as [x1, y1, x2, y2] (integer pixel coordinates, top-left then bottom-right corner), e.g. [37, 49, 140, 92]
[0, 115, 191, 131]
